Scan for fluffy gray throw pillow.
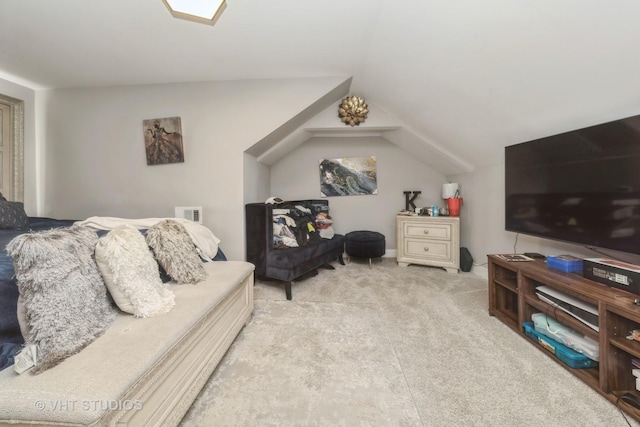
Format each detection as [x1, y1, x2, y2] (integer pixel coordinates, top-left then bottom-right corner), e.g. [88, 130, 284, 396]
[95, 224, 175, 318]
[6, 226, 118, 375]
[146, 219, 207, 284]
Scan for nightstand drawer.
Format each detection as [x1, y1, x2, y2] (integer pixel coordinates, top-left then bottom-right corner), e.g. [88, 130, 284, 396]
[403, 222, 451, 240]
[404, 239, 451, 261]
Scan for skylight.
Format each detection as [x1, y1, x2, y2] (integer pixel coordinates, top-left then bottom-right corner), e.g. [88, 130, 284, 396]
[162, 0, 227, 25]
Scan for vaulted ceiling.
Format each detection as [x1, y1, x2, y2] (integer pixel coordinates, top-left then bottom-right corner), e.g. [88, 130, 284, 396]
[2, 1, 640, 175]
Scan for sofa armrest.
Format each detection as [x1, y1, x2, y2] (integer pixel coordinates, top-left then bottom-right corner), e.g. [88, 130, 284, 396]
[245, 203, 273, 277]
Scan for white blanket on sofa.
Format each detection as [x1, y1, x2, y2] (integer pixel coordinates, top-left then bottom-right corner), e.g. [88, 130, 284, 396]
[75, 216, 221, 260]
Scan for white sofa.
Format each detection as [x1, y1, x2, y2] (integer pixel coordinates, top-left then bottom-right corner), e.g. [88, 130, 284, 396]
[0, 260, 254, 427]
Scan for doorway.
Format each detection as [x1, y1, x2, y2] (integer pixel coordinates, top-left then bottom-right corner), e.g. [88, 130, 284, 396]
[0, 94, 24, 202]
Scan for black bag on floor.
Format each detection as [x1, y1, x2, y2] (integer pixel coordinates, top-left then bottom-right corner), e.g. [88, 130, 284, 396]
[460, 247, 473, 272]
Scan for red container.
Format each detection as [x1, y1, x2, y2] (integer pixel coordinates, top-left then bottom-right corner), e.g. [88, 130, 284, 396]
[446, 198, 462, 216]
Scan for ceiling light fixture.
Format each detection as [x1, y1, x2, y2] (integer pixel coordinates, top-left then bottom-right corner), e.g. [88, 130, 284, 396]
[162, 0, 227, 25]
[338, 96, 369, 127]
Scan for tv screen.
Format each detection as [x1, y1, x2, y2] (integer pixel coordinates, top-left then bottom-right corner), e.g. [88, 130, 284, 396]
[505, 114, 640, 255]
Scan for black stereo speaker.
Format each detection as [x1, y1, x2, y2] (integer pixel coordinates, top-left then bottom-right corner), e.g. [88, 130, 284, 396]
[460, 247, 473, 272]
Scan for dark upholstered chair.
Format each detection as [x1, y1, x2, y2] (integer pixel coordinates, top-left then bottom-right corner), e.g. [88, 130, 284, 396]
[245, 200, 345, 300]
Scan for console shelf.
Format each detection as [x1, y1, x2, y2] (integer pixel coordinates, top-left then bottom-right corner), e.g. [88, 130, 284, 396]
[487, 254, 640, 422]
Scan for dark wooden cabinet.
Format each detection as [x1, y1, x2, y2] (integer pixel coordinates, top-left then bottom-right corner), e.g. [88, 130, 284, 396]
[488, 255, 640, 421]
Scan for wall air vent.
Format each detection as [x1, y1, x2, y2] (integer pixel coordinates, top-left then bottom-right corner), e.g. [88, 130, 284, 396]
[175, 206, 203, 224]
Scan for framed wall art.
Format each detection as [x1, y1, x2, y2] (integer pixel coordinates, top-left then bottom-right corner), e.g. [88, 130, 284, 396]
[143, 117, 184, 165]
[319, 156, 377, 197]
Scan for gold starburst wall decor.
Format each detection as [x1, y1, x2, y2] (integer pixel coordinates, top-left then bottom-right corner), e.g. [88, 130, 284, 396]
[338, 95, 368, 126]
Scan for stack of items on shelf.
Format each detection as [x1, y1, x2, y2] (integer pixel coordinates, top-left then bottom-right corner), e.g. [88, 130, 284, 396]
[523, 285, 600, 370]
[531, 313, 599, 361]
[523, 314, 598, 369]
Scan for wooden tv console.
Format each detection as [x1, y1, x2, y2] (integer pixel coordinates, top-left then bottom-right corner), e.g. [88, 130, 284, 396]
[488, 254, 640, 422]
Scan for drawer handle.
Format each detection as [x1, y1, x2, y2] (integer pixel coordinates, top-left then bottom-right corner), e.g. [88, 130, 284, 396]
[423, 247, 429, 252]
[423, 230, 429, 235]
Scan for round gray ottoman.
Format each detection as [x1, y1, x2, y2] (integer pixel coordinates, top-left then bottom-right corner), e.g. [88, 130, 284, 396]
[345, 230, 385, 268]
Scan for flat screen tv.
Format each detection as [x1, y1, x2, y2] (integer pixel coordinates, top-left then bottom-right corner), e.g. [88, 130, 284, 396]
[505, 114, 640, 256]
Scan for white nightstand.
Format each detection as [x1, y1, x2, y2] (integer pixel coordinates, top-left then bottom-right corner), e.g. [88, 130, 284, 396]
[396, 214, 460, 273]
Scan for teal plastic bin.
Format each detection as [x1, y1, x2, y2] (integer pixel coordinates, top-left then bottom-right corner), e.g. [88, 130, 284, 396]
[523, 322, 598, 369]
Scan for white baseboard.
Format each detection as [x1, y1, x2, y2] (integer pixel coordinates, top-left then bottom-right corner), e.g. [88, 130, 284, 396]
[382, 250, 486, 278]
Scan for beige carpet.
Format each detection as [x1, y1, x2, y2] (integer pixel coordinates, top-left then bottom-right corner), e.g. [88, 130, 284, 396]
[180, 258, 639, 427]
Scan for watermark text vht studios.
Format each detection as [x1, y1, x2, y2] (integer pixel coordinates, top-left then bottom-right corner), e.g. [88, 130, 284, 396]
[34, 399, 142, 412]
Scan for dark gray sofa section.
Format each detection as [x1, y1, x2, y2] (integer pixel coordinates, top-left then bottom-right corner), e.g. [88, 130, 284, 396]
[245, 200, 345, 300]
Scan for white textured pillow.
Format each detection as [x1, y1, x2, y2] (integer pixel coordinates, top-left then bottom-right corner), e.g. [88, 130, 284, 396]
[95, 224, 175, 318]
[146, 219, 208, 284]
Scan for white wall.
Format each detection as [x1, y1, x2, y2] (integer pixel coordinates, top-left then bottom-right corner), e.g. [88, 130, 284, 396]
[0, 78, 36, 212]
[269, 136, 446, 251]
[10, 71, 639, 269]
[243, 153, 271, 205]
[39, 77, 347, 261]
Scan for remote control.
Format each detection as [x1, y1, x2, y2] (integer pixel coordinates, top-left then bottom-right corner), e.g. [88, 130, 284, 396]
[524, 252, 546, 260]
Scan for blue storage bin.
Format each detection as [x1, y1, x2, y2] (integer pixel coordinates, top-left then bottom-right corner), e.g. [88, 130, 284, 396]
[523, 322, 598, 369]
[547, 255, 583, 273]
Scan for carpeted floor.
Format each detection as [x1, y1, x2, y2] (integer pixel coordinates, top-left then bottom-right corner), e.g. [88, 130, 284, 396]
[180, 258, 639, 426]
